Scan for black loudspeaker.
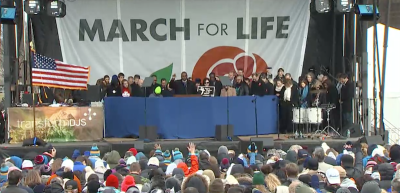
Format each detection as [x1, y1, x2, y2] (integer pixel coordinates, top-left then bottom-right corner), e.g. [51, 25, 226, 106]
[343, 123, 362, 138]
[139, 126, 158, 141]
[22, 93, 39, 106]
[250, 137, 274, 150]
[22, 137, 47, 147]
[215, 125, 234, 141]
[86, 85, 102, 102]
[359, 135, 384, 145]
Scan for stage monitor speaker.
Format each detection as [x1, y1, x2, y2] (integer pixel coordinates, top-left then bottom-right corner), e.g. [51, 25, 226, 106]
[139, 126, 158, 141]
[359, 135, 384, 145]
[250, 137, 274, 150]
[86, 85, 102, 102]
[132, 140, 144, 151]
[22, 137, 47, 147]
[343, 123, 362, 138]
[215, 125, 234, 141]
[22, 93, 39, 106]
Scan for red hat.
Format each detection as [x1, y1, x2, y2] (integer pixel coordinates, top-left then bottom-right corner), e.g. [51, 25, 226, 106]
[34, 155, 44, 165]
[105, 174, 119, 189]
[121, 175, 135, 192]
[129, 148, 138, 156]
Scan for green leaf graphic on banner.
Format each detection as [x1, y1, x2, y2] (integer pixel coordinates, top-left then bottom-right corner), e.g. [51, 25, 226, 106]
[151, 63, 173, 84]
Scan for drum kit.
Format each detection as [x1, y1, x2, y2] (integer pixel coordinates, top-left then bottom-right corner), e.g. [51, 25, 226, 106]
[292, 89, 341, 139]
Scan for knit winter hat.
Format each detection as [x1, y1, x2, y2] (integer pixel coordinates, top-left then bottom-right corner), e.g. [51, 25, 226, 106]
[361, 181, 381, 193]
[84, 151, 90, 157]
[90, 144, 100, 157]
[72, 149, 80, 160]
[126, 156, 137, 165]
[34, 155, 48, 165]
[336, 188, 351, 193]
[0, 164, 9, 182]
[148, 157, 160, 167]
[220, 158, 230, 172]
[173, 148, 183, 161]
[22, 160, 33, 170]
[128, 148, 138, 156]
[105, 174, 119, 189]
[121, 175, 135, 192]
[252, 172, 265, 185]
[87, 180, 101, 193]
[163, 150, 171, 164]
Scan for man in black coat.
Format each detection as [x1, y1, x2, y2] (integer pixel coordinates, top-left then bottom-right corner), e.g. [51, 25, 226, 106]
[198, 151, 221, 178]
[259, 73, 274, 96]
[169, 72, 197, 95]
[209, 73, 222, 96]
[340, 73, 354, 127]
[145, 75, 161, 97]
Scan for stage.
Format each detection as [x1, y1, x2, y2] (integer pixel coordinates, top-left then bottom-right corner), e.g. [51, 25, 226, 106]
[0, 134, 362, 159]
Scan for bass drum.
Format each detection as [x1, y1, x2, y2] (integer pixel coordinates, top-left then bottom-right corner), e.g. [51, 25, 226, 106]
[307, 108, 323, 124]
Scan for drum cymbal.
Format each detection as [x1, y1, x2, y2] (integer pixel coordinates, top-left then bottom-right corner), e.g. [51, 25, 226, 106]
[310, 89, 327, 94]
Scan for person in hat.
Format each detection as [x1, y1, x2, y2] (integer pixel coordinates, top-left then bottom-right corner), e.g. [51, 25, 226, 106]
[65, 179, 78, 193]
[325, 168, 341, 193]
[42, 144, 56, 164]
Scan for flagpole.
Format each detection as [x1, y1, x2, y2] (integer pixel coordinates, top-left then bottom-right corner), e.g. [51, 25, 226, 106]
[28, 15, 34, 94]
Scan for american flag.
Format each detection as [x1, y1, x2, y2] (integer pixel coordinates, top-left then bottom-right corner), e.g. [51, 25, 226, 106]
[32, 53, 90, 90]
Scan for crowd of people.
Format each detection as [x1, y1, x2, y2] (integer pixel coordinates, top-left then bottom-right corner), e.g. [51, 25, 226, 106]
[96, 68, 355, 134]
[0, 140, 399, 193]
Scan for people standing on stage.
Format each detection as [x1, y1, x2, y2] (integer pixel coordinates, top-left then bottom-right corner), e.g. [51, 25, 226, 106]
[298, 79, 310, 108]
[130, 75, 143, 97]
[274, 79, 284, 100]
[228, 71, 235, 85]
[339, 73, 354, 127]
[209, 73, 222, 96]
[169, 72, 197, 95]
[234, 75, 250, 96]
[121, 79, 132, 97]
[160, 78, 174, 97]
[117, 73, 125, 86]
[144, 75, 161, 97]
[280, 80, 298, 134]
[106, 75, 122, 97]
[259, 73, 274, 96]
[96, 75, 110, 91]
[306, 73, 315, 88]
[285, 73, 298, 89]
[310, 81, 326, 107]
[127, 76, 134, 85]
[274, 68, 285, 84]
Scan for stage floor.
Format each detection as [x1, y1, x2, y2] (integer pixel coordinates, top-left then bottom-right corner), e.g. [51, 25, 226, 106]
[0, 135, 361, 159]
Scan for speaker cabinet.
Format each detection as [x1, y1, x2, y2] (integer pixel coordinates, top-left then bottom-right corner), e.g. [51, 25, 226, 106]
[359, 135, 384, 145]
[343, 123, 363, 138]
[139, 126, 158, 141]
[215, 125, 234, 141]
[250, 137, 274, 149]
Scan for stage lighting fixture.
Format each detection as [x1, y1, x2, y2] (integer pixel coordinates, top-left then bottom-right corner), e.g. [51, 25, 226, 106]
[336, 0, 352, 13]
[46, 1, 66, 18]
[315, 0, 331, 13]
[24, 0, 41, 15]
[1, 6, 16, 24]
[355, 4, 379, 21]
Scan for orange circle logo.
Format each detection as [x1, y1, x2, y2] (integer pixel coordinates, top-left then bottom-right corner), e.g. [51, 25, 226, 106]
[192, 46, 268, 79]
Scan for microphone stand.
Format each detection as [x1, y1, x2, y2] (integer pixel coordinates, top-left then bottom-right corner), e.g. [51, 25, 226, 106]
[226, 87, 230, 126]
[253, 96, 259, 137]
[275, 99, 283, 141]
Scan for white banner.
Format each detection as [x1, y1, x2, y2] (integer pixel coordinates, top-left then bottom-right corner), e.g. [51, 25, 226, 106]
[57, 0, 310, 83]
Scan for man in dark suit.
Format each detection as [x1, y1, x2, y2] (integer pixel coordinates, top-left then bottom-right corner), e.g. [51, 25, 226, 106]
[209, 72, 222, 96]
[340, 73, 354, 127]
[145, 75, 161, 97]
[169, 72, 197, 95]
